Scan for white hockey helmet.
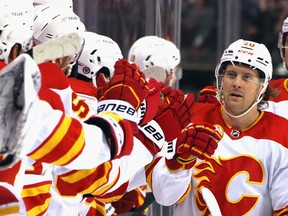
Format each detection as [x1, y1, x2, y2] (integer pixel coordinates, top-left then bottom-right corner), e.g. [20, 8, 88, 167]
[33, 0, 73, 10]
[33, 4, 85, 44]
[215, 39, 272, 105]
[77, 31, 123, 84]
[0, 0, 34, 63]
[128, 35, 180, 75]
[278, 17, 288, 71]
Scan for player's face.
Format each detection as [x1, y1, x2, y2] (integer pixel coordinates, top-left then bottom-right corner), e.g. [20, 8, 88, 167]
[285, 35, 288, 64]
[221, 64, 263, 116]
[164, 72, 176, 87]
[54, 55, 75, 76]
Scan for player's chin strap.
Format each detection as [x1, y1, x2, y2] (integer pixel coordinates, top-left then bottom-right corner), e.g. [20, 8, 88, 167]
[218, 83, 266, 119]
[221, 98, 260, 119]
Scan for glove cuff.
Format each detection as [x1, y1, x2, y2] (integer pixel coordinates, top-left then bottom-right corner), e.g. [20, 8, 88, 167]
[98, 99, 139, 124]
[164, 140, 177, 160]
[138, 120, 165, 155]
[164, 140, 197, 171]
[165, 157, 196, 172]
[85, 112, 133, 159]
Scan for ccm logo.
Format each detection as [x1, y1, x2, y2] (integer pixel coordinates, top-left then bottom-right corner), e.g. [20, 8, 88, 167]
[98, 103, 136, 116]
[238, 49, 254, 55]
[142, 124, 164, 142]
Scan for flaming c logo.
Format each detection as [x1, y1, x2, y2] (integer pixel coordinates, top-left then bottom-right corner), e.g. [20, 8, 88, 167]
[193, 155, 264, 216]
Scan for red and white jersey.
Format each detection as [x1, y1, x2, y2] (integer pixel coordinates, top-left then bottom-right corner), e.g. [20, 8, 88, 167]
[68, 77, 99, 119]
[265, 78, 288, 119]
[20, 100, 111, 170]
[51, 137, 153, 200]
[152, 103, 288, 216]
[39, 62, 98, 121]
[0, 182, 26, 216]
[269, 78, 288, 102]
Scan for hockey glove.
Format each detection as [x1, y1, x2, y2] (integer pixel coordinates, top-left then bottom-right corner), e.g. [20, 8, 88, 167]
[97, 59, 149, 124]
[138, 78, 163, 126]
[154, 86, 195, 142]
[197, 85, 218, 104]
[165, 123, 223, 172]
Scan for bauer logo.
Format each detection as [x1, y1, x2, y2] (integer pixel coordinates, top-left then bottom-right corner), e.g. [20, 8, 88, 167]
[98, 103, 136, 116]
[142, 124, 164, 142]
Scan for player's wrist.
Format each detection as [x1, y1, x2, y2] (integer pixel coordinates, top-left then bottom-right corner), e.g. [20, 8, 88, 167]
[98, 99, 139, 124]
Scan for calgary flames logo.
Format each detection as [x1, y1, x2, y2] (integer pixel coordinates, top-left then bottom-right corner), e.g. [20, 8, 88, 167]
[193, 155, 264, 216]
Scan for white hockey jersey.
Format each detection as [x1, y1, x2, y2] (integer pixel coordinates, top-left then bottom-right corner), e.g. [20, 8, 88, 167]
[151, 103, 288, 216]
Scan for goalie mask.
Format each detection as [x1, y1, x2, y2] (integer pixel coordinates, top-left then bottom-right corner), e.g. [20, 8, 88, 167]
[215, 39, 272, 117]
[128, 36, 180, 75]
[77, 31, 123, 86]
[278, 17, 288, 71]
[0, 0, 34, 63]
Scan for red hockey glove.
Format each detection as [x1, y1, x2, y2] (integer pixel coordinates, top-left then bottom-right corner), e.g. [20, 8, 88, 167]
[154, 86, 195, 141]
[99, 59, 148, 109]
[138, 78, 163, 126]
[165, 123, 223, 172]
[197, 85, 218, 104]
[112, 189, 144, 214]
[97, 59, 149, 124]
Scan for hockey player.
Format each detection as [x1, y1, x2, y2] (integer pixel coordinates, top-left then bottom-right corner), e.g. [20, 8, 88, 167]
[0, 0, 34, 65]
[2, 2, 158, 214]
[68, 31, 123, 120]
[33, 3, 86, 76]
[264, 16, 288, 119]
[149, 39, 288, 215]
[75, 31, 123, 86]
[52, 31, 220, 215]
[114, 35, 188, 214]
[197, 16, 288, 122]
[0, 53, 159, 214]
[32, 5, 161, 215]
[128, 35, 181, 87]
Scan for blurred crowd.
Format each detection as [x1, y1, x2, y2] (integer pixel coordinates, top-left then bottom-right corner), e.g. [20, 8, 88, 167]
[181, 0, 288, 73]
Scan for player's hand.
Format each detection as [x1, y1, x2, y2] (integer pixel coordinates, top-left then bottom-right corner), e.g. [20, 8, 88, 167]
[165, 123, 223, 172]
[197, 86, 218, 104]
[154, 86, 195, 141]
[97, 59, 149, 126]
[138, 78, 163, 126]
[98, 59, 149, 110]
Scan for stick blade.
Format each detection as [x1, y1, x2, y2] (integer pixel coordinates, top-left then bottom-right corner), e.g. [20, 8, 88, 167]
[200, 187, 222, 216]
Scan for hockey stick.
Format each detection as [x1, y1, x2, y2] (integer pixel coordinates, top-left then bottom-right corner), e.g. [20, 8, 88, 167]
[200, 187, 222, 216]
[27, 32, 82, 64]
